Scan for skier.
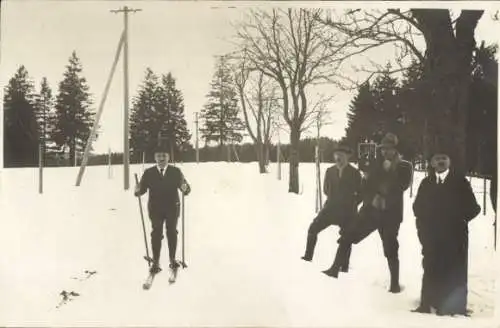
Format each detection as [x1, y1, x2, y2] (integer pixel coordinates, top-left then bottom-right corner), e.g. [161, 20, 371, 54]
[301, 142, 363, 274]
[134, 144, 191, 275]
[412, 149, 480, 315]
[323, 133, 412, 293]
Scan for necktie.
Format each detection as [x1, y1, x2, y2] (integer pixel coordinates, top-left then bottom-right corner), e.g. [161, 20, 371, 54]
[438, 177, 442, 184]
[160, 168, 164, 176]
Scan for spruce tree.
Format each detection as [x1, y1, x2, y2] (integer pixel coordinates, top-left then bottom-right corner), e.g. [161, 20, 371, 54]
[34, 77, 55, 156]
[3, 65, 39, 167]
[53, 51, 94, 165]
[200, 56, 244, 159]
[157, 73, 191, 161]
[344, 82, 375, 149]
[130, 68, 159, 162]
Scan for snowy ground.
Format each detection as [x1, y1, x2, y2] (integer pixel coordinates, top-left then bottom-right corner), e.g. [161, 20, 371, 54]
[0, 162, 498, 327]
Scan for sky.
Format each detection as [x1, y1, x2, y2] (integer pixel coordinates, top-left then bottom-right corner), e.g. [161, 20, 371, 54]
[1, 0, 499, 155]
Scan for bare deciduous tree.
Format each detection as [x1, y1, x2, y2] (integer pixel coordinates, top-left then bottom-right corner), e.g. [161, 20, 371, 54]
[317, 8, 484, 172]
[233, 53, 278, 173]
[234, 8, 345, 193]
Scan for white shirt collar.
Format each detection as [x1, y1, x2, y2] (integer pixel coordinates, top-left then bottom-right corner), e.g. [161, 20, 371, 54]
[157, 164, 168, 175]
[436, 169, 449, 183]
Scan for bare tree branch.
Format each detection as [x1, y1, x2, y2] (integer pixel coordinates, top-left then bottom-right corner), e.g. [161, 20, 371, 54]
[314, 8, 427, 87]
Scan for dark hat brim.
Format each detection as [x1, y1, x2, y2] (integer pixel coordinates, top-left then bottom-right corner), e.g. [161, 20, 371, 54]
[154, 147, 170, 154]
[333, 146, 353, 154]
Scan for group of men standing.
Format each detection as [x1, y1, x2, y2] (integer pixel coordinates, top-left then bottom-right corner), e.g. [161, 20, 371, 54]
[134, 135, 482, 317]
[302, 133, 481, 316]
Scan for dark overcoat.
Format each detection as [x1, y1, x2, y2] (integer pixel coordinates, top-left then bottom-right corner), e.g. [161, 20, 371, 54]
[413, 170, 480, 313]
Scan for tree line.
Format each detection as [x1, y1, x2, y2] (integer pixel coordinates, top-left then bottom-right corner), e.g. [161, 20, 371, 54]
[3, 52, 193, 168]
[87, 137, 339, 166]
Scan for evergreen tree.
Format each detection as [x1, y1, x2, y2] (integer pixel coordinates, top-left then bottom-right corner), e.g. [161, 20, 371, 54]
[200, 56, 244, 159]
[52, 51, 94, 166]
[398, 60, 425, 161]
[130, 69, 192, 162]
[157, 73, 191, 161]
[467, 42, 497, 175]
[34, 77, 55, 155]
[370, 65, 400, 140]
[3, 65, 39, 167]
[344, 81, 375, 151]
[130, 68, 159, 162]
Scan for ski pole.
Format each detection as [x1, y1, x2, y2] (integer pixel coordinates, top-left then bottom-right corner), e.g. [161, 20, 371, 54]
[134, 173, 153, 267]
[180, 191, 188, 268]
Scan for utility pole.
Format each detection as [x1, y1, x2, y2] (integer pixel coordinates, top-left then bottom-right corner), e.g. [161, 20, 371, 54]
[195, 112, 199, 164]
[76, 31, 125, 187]
[111, 6, 141, 190]
[108, 147, 112, 179]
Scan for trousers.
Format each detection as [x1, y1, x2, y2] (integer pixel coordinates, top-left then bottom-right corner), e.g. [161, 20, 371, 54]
[342, 205, 400, 261]
[150, 208, 179, 265]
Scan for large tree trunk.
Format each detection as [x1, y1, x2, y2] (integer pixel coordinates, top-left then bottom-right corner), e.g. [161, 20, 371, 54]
[264, 141, 270, 167]
[256, 141, 266, 173]
[288, 126, 300, 193]
[412, 9, 483, 174]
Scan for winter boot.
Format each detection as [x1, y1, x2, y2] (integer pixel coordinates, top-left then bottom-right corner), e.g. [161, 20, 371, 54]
[340, 245, 352, 272]
[149, 239, 163, 274]
[388, 258, 401, 293]
[322, 242, 349, 278]
[302, 233, 317, 262]
[149, 262, 162, 274]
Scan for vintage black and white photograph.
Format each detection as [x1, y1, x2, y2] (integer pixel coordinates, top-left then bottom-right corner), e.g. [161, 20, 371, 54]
[0, 0, 498, 326]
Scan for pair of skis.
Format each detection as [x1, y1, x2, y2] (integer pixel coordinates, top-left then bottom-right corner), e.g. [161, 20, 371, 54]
[142, 262, 181, 290]
[135, 173, 188, 291]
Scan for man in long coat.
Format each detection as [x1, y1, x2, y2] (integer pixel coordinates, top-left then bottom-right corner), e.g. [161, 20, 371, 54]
[323, 133, 412, 293]
[412, 150, 480, 316]
[302, 143, 363, 273]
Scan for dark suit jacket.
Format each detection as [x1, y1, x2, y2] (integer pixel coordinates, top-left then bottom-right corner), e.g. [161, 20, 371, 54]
[135, 165, 191, 218]
[322, 164, 363, 225]
[363, 156, 413, 223]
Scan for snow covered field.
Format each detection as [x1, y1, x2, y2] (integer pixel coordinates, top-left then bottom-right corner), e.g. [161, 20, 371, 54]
[0, 162, 498, 327]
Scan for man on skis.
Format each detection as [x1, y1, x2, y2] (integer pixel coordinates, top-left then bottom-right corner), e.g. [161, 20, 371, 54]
[324, 133, 412, 293]
[134, 144, 191, 276]
[301, 142, 363, 274]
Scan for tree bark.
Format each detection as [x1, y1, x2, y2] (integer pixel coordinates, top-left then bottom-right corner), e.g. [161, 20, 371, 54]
[289, 125, 300, 193]
[412, 9, 483, 174]
[256, 141, 266, 173]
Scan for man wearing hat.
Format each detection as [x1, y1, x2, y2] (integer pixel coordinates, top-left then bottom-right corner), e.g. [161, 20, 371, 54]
[322, 133, 412, 293]
[134, 145, 191, 275]
[412, 148, 480, 315]
[301, 142, 363, 274]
